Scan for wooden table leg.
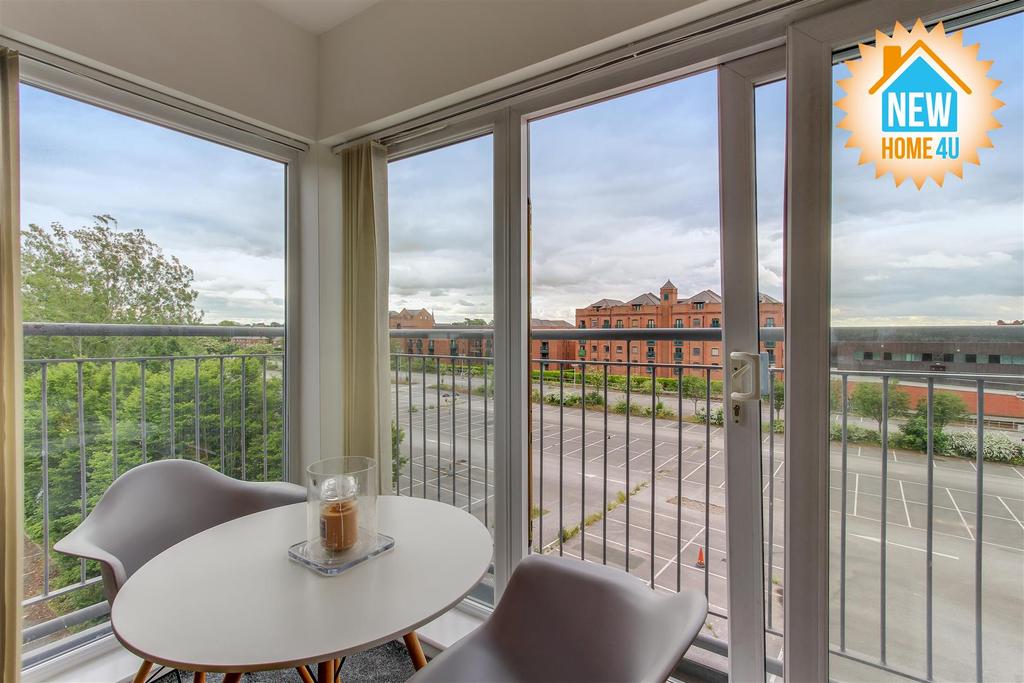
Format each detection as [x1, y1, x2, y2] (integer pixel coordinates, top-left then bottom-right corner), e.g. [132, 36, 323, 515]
[223, 674, 243, 683]
[192, 673, 206, 683]
[132, 660, 154, 683]
[403, 632, 428, 670]
[317, 659, 335, 682]
[296, 665, 316, 683]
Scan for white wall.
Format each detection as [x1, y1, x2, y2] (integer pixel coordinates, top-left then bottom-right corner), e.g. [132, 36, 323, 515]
[317, 0, 748, 141]
[0, 0, 318, 139]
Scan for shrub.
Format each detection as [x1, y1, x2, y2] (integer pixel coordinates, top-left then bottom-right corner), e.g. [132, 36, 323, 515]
[695, 407, 724, 426]
[830, 422, 881, 444]
[945, 431, 1024, 463]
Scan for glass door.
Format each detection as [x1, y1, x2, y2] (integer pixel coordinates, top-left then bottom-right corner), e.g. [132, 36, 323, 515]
[524, 50, 782, 678]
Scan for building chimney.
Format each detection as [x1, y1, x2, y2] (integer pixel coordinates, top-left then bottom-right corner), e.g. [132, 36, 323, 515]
[882, 45, 902, 80]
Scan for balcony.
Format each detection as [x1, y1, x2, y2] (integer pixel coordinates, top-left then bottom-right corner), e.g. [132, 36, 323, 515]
[389, 325, 1024, 682]
[20, 322, 286, 667]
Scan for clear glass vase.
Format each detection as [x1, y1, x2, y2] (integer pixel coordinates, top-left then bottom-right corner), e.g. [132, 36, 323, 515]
[304, 456, 379, 566]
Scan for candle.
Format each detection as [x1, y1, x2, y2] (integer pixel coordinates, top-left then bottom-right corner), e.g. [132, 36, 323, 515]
[320, 499, 358, 551]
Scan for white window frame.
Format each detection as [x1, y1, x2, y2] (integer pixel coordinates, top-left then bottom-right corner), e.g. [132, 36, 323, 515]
[15, 50, 307, 673]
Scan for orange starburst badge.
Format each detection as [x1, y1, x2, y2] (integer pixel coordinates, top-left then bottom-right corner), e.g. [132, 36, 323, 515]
[836, 19, 1003, 188]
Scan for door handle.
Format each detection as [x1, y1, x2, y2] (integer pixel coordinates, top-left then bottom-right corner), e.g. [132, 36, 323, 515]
[729, 352, 761, 402]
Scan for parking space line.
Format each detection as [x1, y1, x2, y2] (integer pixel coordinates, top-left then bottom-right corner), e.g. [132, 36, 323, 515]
[899, 480, 912, 529]
[850, 533, 958, 560]
[998, 496, 1024, 531]
[853, 473, 860, 517]
[947, 488, 974, 540]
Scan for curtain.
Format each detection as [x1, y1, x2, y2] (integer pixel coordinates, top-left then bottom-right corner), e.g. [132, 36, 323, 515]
[340, 142, 392, 495]
[0, 48, 22, 682]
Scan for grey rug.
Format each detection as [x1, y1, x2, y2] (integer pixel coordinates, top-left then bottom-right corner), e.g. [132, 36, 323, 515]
[153, 640, 416, 683]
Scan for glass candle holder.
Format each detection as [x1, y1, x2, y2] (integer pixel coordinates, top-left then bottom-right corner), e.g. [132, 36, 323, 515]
[306, 457, 378, 564]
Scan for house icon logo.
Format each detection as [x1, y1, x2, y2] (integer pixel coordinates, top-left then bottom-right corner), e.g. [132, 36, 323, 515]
[836, 20, 1003, 188]
[871, 41, 970, 133]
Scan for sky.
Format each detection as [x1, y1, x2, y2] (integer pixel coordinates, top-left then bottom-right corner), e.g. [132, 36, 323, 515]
[20, 85, 286, 324]
[20, 14, 1022, 329]
[390, 13, 1023, 327]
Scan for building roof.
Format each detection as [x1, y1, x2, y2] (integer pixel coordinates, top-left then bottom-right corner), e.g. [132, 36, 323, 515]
[627, 292, 661, 306]
[588, 298, 625, 309]
[758, 292, 782, 304]
[531, 318, 574, 329]
[681, 289, 722, 304]
[661, 279, 676, 290]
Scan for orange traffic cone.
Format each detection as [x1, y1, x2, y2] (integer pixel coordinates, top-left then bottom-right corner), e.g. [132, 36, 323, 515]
[696, 546, 706, 568]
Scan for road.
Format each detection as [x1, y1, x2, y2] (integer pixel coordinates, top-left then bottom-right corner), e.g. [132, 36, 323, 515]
[391, 377, 1024, 682]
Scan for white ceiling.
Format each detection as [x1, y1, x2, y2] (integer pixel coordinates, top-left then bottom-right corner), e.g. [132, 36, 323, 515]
[258, 0, 384, 34]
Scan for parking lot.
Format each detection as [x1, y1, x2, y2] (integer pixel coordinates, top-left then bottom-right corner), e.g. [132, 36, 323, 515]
[392, 378, 1024, 681]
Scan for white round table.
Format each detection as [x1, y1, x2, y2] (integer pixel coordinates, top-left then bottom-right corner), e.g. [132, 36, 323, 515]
[111, 496, 492, 680]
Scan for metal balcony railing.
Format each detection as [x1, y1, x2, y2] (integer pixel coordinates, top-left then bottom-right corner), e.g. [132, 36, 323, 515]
[390, 326, 1024, 682]
[21, 322, 286, 667]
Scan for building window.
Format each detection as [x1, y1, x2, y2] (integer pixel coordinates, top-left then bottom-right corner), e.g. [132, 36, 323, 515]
[765, 317, 775, 327]
[632, 345, 638, 354]
[966, 353, 977, 363]
[674, 319, 683, 328]
[922, 353, 933, 362]
[602, 320, 610, 328]
[674, 340, 682, 347]
[711, 348, 720, 357]
[694, 302, 704, 310]
[633, 304, 642, 311]
[988, 354, 1001, 364]
[591, 318, 598, 327]
[631, 319, 639, 327]
[615, 320, 624, 328]
[617, 345, 624, 353]
[710, 318, 720, 328]
[592, 344, 598, 352]
[428, 340, 435, 354]
[693, 348, 701, 357]
[764, 340, 775, 349]
[647, 319, 655, 328]
[883, 352, 893, 361]
[692, 317, 700, 326]
[579, 321, 586, 328]
[579, 345, 586, 357]
[603, 345, 610, 353]
[943, 353, 954, 362]
[863, 351, 874, 360]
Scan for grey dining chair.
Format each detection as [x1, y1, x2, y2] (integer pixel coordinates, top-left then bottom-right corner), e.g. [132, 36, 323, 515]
[54, 459, 305, 683]
[409, 553, 708, 683]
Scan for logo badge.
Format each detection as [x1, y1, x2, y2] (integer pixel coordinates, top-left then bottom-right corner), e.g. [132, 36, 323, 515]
[836, 20, 1003, 188]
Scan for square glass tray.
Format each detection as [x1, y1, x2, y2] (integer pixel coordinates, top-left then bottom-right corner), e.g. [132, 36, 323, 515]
[288, 532, 395, 576]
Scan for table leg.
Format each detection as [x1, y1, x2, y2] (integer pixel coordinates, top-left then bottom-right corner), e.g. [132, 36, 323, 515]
[132, 660, 154, 683]
[192, 673, 206, 683]
[317, 659, 335, 682]
[403, 632, 428, 670]
[223, 674, 243, 683]
[296, 665, 316, 683]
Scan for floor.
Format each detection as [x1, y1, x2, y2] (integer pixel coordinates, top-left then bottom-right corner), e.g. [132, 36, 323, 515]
[153, 640, 416, 682]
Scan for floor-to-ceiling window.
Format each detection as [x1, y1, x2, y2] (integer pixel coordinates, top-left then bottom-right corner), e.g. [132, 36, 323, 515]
[828, 11, 1024, 682]
[20, 78, 291, 665]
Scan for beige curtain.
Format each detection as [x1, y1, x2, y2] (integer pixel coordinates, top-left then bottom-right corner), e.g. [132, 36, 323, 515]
[0, 48, 22, 683]
[340, 142, 392, 494]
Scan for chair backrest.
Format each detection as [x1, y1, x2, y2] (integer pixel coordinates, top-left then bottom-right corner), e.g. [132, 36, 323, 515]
[484, 554, 708, 683]
[54, 459, 305, 603]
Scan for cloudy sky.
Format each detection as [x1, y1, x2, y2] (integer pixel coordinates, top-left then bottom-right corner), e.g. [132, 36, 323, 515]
[21, 85, 286, 324]
[22, 14, 1021, 328]
[391, 14, 1022, 327]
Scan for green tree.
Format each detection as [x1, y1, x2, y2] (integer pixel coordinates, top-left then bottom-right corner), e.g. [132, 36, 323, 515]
[849, 381, 910, 432]
[22, 217, 203, 359]
[681, 374, 707, 413]
[920, 391, 969, 430]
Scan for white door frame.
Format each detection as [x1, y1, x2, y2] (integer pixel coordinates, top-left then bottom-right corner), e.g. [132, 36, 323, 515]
[717, 45, 786, 683]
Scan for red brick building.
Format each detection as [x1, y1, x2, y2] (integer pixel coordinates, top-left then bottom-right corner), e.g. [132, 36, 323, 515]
[573, 280, 784, 378]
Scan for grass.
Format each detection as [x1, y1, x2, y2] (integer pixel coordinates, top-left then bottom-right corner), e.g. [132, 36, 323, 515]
[530, 505, 548, 520]
[550, 481, 650, 552]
